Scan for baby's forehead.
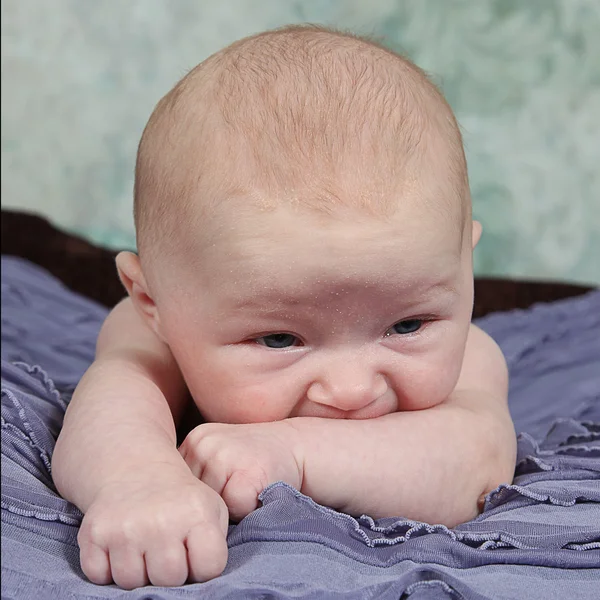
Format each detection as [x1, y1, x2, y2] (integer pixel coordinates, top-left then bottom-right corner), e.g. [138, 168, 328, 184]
[174, 200, 466, 321]
[190, 142, 467, 241]
[183, 191, 466, 278]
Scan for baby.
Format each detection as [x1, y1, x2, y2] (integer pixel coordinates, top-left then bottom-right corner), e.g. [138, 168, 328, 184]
[52, 25, 517, 590]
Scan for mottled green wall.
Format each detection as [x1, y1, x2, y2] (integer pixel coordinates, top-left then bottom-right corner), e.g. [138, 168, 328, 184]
[2, 0, 599, 284]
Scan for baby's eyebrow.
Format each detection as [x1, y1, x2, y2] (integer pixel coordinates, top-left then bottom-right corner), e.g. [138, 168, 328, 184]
[230, 293, 306, 311]
[229, 279, 458, 312]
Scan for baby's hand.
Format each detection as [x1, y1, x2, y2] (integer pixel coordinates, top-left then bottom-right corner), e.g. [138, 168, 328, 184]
[179, 421, 303, 521]
[78, 469, 229, 589]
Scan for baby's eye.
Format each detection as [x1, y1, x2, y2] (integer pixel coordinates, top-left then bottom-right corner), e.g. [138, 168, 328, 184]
[389, 319, 423, 335]
[255, 333, 300, 348]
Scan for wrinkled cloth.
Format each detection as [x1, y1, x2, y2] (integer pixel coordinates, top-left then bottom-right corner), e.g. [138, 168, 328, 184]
[2, 255, 599, 599]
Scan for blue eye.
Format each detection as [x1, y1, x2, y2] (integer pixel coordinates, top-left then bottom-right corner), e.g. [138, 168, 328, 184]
[391, 319, 423, 335]
[255, 333, 299, 348]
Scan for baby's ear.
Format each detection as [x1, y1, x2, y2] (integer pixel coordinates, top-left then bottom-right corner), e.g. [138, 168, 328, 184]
[472, 221, 482, 249]
[115, 251, 164, 340]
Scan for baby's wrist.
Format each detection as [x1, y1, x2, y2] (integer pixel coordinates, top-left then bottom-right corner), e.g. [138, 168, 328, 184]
[278, 419, 306, 487]
[86, 451, 192, 507]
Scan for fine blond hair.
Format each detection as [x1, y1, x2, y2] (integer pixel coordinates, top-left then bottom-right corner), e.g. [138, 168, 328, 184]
[134, 25, 469, 261]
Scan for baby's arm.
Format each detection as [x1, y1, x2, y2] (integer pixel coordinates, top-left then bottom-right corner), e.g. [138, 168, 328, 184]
[291, 324, 516, 526]
[52, 298, 228, 589]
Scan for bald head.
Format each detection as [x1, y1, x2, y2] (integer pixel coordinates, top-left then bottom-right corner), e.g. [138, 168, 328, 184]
[134, 25, 469, 261]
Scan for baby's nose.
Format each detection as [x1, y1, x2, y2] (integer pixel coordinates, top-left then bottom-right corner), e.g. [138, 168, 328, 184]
[306, 361, 388, 412]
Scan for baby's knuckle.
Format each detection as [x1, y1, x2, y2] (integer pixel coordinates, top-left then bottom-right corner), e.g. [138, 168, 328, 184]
[233, 465, 269, 493]
[184, 441, 208, 463]
[196, 433, 224, 456]
[248, 464, 270, 489]
[189, 433, 224, 461]
[108, 512, 156, 547]
[79, 516, 110, 547]
[188, 423, 220, 444]
[151, 511, 181, 536]
[210, 451, 236, 473]
[185, 428, 204, 447]
[192, 494, 228, 525]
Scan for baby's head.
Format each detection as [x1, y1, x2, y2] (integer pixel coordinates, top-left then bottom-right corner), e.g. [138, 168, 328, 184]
[118, 25, 481, 423]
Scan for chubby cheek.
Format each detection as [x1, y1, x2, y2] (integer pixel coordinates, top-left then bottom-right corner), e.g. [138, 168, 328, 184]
[183, 364, 296, 424]
[164, 326, 300, 423]
[397, 368, 457, 410]
[392, 349, 465, 411]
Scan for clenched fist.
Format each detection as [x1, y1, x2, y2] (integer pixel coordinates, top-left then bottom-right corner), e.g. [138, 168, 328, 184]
[78, 469, 229, 589]
[178, 421, 304, 521]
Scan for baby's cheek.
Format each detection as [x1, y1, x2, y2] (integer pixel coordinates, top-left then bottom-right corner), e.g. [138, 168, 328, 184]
[193, 379, 295, 424]
[393, 362, 460, 411]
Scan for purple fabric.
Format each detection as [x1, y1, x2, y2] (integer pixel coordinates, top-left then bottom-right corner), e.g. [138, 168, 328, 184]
[2, 255, 599, 599]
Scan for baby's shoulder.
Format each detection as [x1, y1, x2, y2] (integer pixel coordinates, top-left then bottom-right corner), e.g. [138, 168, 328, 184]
[465, 322, 502, 354]
[457, 323, 508, 394]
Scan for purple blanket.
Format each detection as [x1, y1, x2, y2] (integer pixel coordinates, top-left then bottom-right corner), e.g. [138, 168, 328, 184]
[2, 255, 599, 599]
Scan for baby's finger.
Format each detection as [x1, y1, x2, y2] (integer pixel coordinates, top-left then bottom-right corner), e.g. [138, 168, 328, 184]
[178, 442, 206, 481]
[109, 545, 149, 590]
[78, 540, 112, 585]
[186, 522, 228, 582]
[197, 462, 229, 496]
[221, 470, 263, 522]
[145, 541, 188, 587]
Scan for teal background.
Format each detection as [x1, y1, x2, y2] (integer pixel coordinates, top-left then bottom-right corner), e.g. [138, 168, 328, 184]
[2, 0, 599, 284]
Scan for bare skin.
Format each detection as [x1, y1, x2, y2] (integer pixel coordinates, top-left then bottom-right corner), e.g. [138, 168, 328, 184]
[52, 206, 516, 589]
